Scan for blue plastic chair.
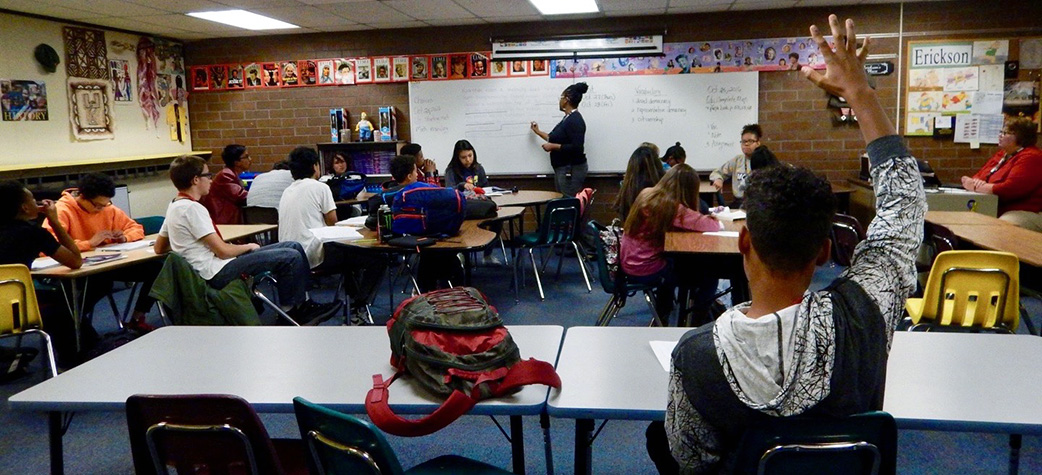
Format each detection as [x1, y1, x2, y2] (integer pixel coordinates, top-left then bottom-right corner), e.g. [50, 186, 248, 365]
[512, 197, 591, 301]
[292, 397, 511, 474]
[588, 221, 664, 326]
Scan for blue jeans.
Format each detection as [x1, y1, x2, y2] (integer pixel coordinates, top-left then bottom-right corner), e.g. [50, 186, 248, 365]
[554, 162, 588, 197]
[209, 241, 309, 307]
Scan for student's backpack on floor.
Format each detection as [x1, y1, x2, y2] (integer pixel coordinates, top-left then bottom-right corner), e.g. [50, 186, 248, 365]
[366, 287, 561, 437]
[391, 185, 466, 237]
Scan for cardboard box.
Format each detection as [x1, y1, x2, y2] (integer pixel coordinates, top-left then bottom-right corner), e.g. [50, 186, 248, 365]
[378, 106, 396, 141]
[329, 108, 348, 142]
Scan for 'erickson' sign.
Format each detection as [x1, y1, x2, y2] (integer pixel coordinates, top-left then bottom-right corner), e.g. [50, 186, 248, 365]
[909, 42, 973, 68]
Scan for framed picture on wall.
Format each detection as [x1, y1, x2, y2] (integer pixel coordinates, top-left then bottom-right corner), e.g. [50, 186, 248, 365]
[509, 60, 529, 76]
[279, 61, 299, 87]
[392, 57, 409, 82]
[244, 63, 263, 88]
[299, 60, 317, 86]
[470, 53, 488, 78]
[316, 60, 336, 85]
[355, 58, 372, 83]
[448, 54, 468, 79]
[335, 59, 355, 85]
[261, 62, 281, 87]
[411, 56, 429, 80]
[190, 66, 209, 91]
[530, 59, 548, 76]
[373, 57, 391, 82]
[227, 64, 244, 89]
[209, 65, 227, 90]
[490, 59, 508, 77]
[431, 56, 447, 80]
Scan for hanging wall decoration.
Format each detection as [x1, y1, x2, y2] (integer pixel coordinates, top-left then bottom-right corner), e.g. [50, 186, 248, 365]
[63, 27, 109, 79]
[68, 78, 114, 140]
[109, 59, 133, 102]
[1, 80, 49, 121]
[136, 37, 160, 130]
[335, 59, 355, 85]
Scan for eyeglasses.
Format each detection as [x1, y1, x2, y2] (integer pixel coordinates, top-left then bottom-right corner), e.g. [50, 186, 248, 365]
[999, 130, 1012, 136]
[198, 172, 214, 179]
[89, 199, 112, 209]
[740, 139, 760, 145]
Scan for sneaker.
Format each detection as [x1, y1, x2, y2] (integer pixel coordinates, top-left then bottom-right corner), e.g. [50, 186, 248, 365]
[479, 254, 504, 267]
[125, 317, 155, 334]
[349, 306, 371, 326]
[289, 299, 343, 326]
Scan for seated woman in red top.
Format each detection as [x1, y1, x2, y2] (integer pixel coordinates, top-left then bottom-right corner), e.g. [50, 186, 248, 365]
[201, 144, 251, 224]
[620, 164, 722, 321]
[960, 117, 1042, 231]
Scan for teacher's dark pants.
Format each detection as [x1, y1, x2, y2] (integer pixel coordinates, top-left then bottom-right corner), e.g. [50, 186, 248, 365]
[553, 162, 588, 197]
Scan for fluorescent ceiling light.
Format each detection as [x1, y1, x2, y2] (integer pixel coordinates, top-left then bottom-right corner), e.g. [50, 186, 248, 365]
[187, 10, 299, 30]
[528, 0, 599, 15]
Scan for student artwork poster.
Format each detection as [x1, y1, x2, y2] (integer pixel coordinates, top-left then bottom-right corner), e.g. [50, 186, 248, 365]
[373, 57, 391, 82]
[244, 63, 263, 88]
[190, 66, 208, 91]
[393, 57, 410, 82]
[355, 58, 372, 83]
[411, 56, 429, 80]
[317, 60, 336, 85]
[335, 59, 355, 85]
[109, 59, 132, 102]
[261, 63, 281, 87]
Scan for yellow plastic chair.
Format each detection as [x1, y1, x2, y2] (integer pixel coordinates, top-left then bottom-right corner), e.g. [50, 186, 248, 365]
[0, 264, 58, 377]
[906, 251, 1020, 333]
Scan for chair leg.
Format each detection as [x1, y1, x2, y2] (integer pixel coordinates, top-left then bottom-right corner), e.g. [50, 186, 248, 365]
[572, 242, 592, 292]
[512, 246, 521, 302]
[499, 236, 510, 265]
[107, 293, 124, 329]
[529, 248, 545, 300]
[252, 288, 299, 326]
[26, 329, 58, 378]
[643, 290, 665, 327]
[597, 295, 624, 326]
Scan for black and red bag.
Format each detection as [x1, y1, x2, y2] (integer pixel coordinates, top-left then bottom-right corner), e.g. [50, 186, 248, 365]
[365, 287, 560, 437]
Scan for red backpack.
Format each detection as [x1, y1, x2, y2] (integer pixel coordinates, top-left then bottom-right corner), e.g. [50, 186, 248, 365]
[366, 287, 560, 436]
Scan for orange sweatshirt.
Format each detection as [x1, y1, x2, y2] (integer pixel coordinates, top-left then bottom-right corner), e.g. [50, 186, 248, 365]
[42, 189, 145, 251]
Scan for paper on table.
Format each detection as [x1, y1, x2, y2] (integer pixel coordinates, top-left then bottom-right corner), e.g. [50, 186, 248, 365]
[31, 257, 60, 271]
[712, 209, 746, 221]
[98, 240, 154, 252]
[650, 340, 679, 372]
[310, 226, 363, 242]
[483, 191, 504, 197]
[704, 231, 739, 237]
[336, 216, 368, 227]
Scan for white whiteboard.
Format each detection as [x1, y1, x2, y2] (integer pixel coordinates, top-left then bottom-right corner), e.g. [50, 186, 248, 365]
[409, 72, 758, 173]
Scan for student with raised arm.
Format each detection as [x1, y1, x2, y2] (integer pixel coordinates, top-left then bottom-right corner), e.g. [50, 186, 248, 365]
[155, 155, 341, 325]
[648, 15, 926, 474]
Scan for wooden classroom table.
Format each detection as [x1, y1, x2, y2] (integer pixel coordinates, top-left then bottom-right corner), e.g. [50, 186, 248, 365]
[548, 327, 1042, 475]
[924, 210, 1012, 227]
[944, 224, 1042, 269]
[31, 224, 277, 350]
[9, 325, 564, 475]
[664, 220, 748, 325]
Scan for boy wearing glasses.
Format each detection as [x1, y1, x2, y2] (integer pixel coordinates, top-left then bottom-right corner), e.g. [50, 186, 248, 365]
[155, 155, 341, 325]
[709, 123, 763, 207]
[43, 173, 158, 331]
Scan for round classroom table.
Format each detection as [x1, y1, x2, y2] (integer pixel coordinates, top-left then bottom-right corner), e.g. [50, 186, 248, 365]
[491, 190, 562, 207]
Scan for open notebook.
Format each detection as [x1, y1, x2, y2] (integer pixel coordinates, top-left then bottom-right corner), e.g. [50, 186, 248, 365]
[310, 226, 364, 242]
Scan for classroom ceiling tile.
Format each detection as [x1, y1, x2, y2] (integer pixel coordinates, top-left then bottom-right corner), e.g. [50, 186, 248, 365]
[135, 0, 232, 14]
[32, 0, 167, 18]
[451, 0, 540, 18]
[312, 1, 414, 24]
[383, 0, 476, 21]
[730, 1, 798, 11]
[0, 0, 96, 19]
[131, 13, 252, 33]
[426, 17, 487, 26]
[212, 0, 296, 8]
[600, 0, 668, 14]
[363, 20, 429, 29]
[667, 3, 734, 14]
[309, 23, 373, 32]
[295, 0, 377, 5]
[251, 5, 354, 28]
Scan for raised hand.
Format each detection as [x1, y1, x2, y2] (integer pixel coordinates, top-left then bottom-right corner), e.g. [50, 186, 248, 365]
[801, 15, 871, 100]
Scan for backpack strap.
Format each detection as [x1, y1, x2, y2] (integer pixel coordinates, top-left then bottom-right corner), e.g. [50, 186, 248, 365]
[488, 358, 561, 398]
[366, 373, 477, 437]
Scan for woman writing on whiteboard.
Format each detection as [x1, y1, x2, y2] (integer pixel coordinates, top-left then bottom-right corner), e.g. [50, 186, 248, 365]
[531, 82, 589, 197]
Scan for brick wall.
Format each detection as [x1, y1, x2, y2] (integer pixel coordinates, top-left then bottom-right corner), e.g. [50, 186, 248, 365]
[187, 0, 1042, 214]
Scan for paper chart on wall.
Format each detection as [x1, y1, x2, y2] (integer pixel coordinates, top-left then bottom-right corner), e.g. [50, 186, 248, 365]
[972, 91, 1004, 115]
[978, 65, 1005, 92]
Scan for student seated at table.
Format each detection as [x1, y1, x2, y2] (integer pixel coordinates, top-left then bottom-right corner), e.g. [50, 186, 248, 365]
[620, 164, 720, 320]
[614, 145, 664, 220]
[662, 142, 686, 169]
[400, 143, 439, 186]
[444, 140, 502, 266]
[366, 155, 464, 291]
[201, 144, 250, 224]
[709, 124, 764, 208]
[245, 160, 292, 209]
[155, 155, 341, 325]
[959, 117, 1042, 231]
[0, 180, 83, 365]
[41, 173, 161, 332]
[278, 147, 385, 325]
[648, 15, 926, 474]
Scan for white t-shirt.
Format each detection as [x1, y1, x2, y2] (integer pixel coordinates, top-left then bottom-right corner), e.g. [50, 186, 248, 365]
[278, 178, 336, 268]
[246, 169, 294, 208]
[159, 198, 232, 280]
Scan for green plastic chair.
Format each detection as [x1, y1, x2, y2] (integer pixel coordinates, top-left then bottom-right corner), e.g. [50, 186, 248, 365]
[292, 397, 512, 474]
[136, 215, 165, 235]
[731, 411, 897, 475]
[511, 197, 591, 301]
